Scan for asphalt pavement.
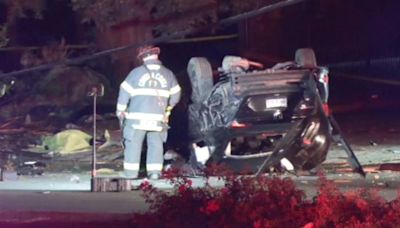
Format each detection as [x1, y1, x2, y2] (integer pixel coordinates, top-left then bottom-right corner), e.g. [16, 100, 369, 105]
[1, 170, 400, 217]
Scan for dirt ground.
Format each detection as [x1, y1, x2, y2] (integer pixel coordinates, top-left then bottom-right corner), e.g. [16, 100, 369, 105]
[327, 109, 400, 167]
[0, 108, 399, 178]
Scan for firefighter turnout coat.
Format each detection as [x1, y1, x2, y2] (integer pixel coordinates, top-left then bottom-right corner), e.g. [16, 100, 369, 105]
[116, 59, 181, 131]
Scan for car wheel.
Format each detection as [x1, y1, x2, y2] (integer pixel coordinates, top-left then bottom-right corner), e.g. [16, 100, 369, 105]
[295, 48, 317, 68]
[187, 57, 213, 103]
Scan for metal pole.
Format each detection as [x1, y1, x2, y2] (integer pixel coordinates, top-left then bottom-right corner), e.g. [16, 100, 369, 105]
[91, 92, 97, 192]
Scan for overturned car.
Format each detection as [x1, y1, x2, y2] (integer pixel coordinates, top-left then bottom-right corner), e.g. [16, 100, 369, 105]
[187, 49, 332, 174]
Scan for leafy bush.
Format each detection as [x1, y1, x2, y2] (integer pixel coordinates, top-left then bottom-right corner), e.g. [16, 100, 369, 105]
[132, 170, 400, 228]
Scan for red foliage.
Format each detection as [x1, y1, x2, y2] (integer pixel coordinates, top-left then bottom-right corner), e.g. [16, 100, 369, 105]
[312, 175, 400, 227]
[132, 171, 400, 228]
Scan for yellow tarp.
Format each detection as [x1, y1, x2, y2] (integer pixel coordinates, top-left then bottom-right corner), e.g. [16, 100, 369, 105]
[42, 129, 92, 154]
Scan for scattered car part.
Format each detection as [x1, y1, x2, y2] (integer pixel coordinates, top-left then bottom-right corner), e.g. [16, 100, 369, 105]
[17, 161, 46, 176]
[328, 115, 365, 176]
[0, 78, 15, 98]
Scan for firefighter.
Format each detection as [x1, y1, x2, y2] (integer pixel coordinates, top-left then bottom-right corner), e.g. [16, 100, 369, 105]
[116, 45, 181, 179]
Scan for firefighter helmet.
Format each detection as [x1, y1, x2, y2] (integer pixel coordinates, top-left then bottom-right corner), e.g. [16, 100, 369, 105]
[137, 45, 160, 60]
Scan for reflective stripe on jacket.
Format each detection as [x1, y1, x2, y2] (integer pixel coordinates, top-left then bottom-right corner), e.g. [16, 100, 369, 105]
[116, 59, 181, 131]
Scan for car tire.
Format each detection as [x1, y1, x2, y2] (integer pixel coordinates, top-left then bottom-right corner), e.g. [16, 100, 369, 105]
[295, 48, 317, 68]
[187, 57, 213, 103]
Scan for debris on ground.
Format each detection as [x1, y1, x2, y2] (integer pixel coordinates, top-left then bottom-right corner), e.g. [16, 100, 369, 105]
[98, 129, 122, 150]
[96, 168, 116, 174]
[387, 149, 400, 154]
[379, 163, 400, 171]
[69, 175, 80, 183]
[17, 161, 46, 176]
[0, 65, 117, 176]
[369, 140, 378, 146]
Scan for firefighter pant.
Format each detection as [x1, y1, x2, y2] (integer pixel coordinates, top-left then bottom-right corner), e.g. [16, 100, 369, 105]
[123, 126, 164, 178]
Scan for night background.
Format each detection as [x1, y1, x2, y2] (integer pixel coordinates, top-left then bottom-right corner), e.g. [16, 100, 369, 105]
[1, 0, 400, 110]
[1, 0, 400, 226]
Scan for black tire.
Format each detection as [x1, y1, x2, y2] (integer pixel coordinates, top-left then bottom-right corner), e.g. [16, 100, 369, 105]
[295, 48, 317, 68]
[187, 57, 213, 103]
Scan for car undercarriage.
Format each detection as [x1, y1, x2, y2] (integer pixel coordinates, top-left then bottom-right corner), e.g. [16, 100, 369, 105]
[186, 49, 364, 175]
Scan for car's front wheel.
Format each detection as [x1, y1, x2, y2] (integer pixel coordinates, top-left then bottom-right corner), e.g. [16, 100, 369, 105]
[187, 57, 214, 103]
